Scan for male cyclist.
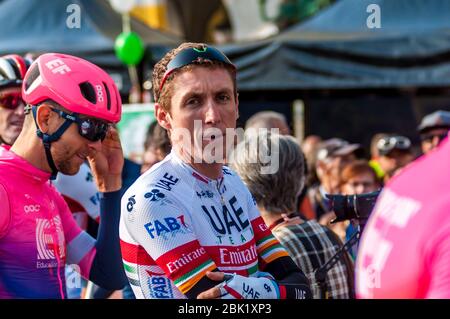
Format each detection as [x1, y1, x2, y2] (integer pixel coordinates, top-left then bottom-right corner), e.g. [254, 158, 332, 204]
[0, 53, 127, 298]
[120, 43, 311, 299]
[0, 55, 30, 146]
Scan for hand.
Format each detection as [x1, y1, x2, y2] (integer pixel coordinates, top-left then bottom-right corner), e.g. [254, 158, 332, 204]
[197, 271, 280, 299]
[88, 126, 124, 192]
[197, 271, 226, 299]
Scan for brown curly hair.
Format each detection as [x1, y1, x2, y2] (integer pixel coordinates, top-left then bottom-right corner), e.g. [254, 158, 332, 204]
[152, 42, 237, 112]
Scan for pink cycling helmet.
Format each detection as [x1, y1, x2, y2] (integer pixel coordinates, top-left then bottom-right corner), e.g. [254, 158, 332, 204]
[22, 53, 121, 123]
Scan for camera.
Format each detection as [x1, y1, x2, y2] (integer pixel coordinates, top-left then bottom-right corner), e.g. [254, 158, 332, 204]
[326, 190, 381, 225]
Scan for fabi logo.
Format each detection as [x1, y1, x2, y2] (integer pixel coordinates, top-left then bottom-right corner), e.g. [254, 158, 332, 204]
[144, 215, 190, 240]
[146, 269, 174, 299]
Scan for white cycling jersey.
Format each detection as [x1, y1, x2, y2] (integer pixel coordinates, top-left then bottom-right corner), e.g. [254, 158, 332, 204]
[53, 162, 100, 230]
[119, 151, 289, 299]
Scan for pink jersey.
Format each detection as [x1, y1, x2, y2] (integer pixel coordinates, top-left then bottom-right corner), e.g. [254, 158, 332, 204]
[356, 136, 450, 298]
[0, 146, 96, 298]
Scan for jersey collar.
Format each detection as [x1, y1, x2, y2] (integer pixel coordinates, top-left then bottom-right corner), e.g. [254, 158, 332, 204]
[170, 150, 223, 185]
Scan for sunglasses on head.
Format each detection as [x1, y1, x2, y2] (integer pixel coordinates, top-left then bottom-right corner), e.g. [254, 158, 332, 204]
[377, 136, 411, 156]
[159, 46, 235, 93]
[51, 108, 110, 142]
[0, 92, 24, 110]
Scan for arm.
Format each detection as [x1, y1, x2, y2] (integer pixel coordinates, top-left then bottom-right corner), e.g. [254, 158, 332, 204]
[214, 187, 311, 299]
[88, 190, 127, 289]
[263, 255, 312, 299]
[86, 127, 127, 289]
[64, 127, 127, 289]
[56, 187, 126, 289]
[198, 184, 312, 299]
[122, 193, 220, 298]
[196, 240, 312, 299]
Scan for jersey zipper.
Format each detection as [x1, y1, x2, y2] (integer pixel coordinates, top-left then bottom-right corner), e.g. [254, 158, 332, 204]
[215, 179, 225, 205]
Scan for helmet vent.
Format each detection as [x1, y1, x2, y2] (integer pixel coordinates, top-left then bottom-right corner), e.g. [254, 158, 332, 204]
[103, 81, 111, 110]
[5, 57, 21, 79]
[79, 81, 96, 104]
[24, 64, 40, 91]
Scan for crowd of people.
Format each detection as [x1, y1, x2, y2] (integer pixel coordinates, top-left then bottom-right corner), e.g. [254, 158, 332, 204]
[0, 43, 449, 299]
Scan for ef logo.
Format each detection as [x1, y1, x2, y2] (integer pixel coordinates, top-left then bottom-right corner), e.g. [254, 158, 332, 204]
[66, 4, 81, 29]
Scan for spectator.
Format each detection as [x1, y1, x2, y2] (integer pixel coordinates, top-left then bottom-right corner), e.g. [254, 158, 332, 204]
[231, 133, 354, 299]
[369, 133, 389, 181]
[245, 112, 316, 220]
[309, 138, 362, 220]
[141, 120, 171, 174]
[339, 160, 381, 257]
[376, 134, 414, 182]
[301, 135, 322, 188]
[418, 110, 450, 154]
[341, 160, 381, 196]
[245, 110, 290, 135]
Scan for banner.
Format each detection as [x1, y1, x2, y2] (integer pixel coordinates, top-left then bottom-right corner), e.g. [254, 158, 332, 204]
[117, 103, 155, 162]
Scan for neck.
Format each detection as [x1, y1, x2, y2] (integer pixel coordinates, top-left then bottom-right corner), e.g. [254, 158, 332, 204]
[321, 180, 334, 194]
[10, 128, 51, 173]
[258, 207, 300, 230]
[175, 147, 224, 180]
[189, 162, 223, 180]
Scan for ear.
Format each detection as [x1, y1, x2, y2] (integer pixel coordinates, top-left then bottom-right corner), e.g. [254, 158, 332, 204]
[155, 103, 171, 130]
[35, 104, 54, 134]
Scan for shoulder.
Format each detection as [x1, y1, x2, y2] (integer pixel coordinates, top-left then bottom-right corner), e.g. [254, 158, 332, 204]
[388, 139, 450, 197]
[121, 159, 186, 222]
[124, 156, 184, 202]
[222, 166, 251, 193]
[275, 220, 339, 244]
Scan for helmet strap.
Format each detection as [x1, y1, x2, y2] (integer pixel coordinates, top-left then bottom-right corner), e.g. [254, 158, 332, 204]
[31, 105, 73, 180]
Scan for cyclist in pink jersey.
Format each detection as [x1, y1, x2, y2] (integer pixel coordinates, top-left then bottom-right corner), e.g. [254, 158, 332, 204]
[356, 134, 450, 298]
[0, 53, 126, 298]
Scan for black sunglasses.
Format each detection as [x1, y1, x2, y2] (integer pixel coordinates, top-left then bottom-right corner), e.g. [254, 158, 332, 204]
[51, 108, 109, 142]
[0, 92, 24, 110]
[159, 46, 235, 93]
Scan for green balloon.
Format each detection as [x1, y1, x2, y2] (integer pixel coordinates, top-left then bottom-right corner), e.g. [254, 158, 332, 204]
[114, 32, 145, 66]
